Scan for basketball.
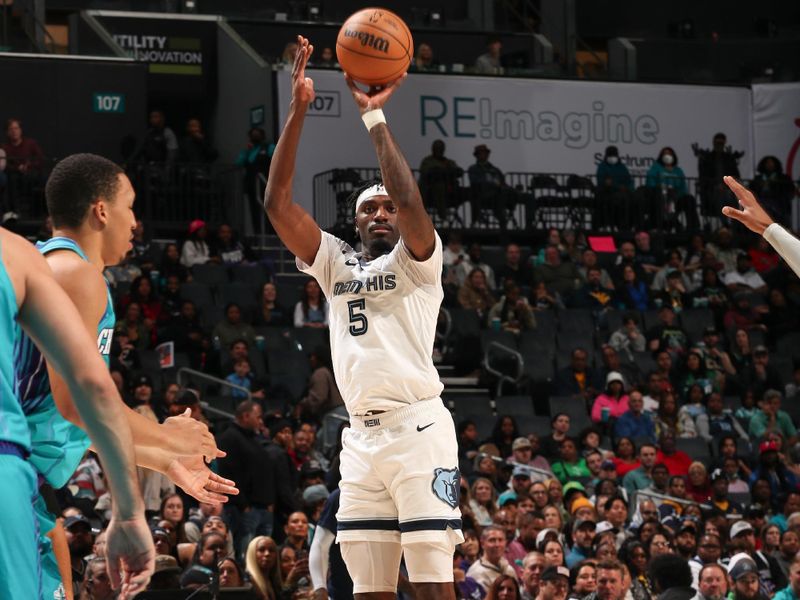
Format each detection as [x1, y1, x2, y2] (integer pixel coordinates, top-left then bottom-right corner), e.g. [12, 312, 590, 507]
[336, 8, 413, 86]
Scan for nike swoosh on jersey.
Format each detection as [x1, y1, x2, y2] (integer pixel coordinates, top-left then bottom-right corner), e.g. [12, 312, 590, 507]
[416, 422, 435, 432]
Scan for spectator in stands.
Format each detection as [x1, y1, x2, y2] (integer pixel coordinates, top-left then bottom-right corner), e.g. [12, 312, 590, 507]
[236, 127, 275, 200]
[0, 146, 6, 194]
[253, 282, 290, 327]
[519, 551, 545, 599]
[489, 282, 536, 333]
[645, 147, 699, 231]
[225, 357, 263, 400]
[410, 41, 440, 71]
[696, 392, 748, 443]
[532, 281, 565, 311]
[649, 553, 695, 600]
[614, 391, 655, 443]
[181, 219, 215, 267]
[612, 241, 646, 287]
[263, 419, 300, 521]
[611, 437, 639, 479]
[294, 278, 328, 328]
[724, 253, 768, 294]
[595, 145, 633, 230]
[555, 347, 603, 401]
[468, 144, 512, 227]
[468, 525, 518, 593]
[135, 109, 179, 164]
[651, 249, 695, 294]
[646, 305, 688, 356]
[312, 46, 336, 68]
[104, 249, 143, 289]
[418, 139, 463, 219]
[591, 371, 630, 425]
[160, 493, 189, 543]
[570, 266, 616, 318]
[214, 223, 255, 266]
[213, 303, 256, 350]
[115, 301, 150, 350]
[623, 443, 658, 494]
[578, 249, 614, 291]
[748, 236, 780, 274]
[245, 536, 282, 599]
[535, 245, 581, 297]
[693, 132, 742, 218]
[617, 264, 650, 312]
[130, 219, 157, 270]
[217, 401, 276, 559]
[551, 438, 590, 484]
[765, 289, 800, 346]
[459, 267, 496, 319]
[491, 416, 521, 459]
[750, 156, 795, 227]
[609, 314, 646, 357]
[158, 242, 191, 283]
[2, 117, 44, 175]
[297, 346, 342, 421]
[123, 275, 163, 328]
[496, 243, 533, 289]
[749, 389, 797, 442]
[656, 270, 691, 313]
[742, 347, 784, 400]
[693, 264, 731, 316]
[657, 431, 692, 476]
[178, 117, 218, 164]
[469, 477, 499, 527]
[655, 390, 697, 438]
[475, 38, 503, 74]
[541, 414, 572, 460]
[599, 344, 642, 393]
[457, 243, 497, 289]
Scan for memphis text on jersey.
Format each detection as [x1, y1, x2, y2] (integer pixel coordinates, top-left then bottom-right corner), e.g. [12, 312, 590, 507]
[332, 274, 397, 297]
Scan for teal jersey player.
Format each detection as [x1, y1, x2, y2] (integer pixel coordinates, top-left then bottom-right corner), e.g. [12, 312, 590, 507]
[16, 236, 116, 600]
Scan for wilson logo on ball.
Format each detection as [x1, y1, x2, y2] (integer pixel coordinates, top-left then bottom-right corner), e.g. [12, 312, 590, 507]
[343, 28, 390, 54]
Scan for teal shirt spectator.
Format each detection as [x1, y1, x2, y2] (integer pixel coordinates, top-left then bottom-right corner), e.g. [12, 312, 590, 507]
[773, 585, 799, 600]
[235, 141, 275, 167]
[646, 161, 688, 196]
[622, 466, 653, 495]
[596, 161, 633, 190]
[748, 409, 797, 441]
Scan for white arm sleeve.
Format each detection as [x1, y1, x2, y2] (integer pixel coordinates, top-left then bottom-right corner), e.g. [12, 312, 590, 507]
[309, 526, 335, 591]
[764, 223, 800, 279]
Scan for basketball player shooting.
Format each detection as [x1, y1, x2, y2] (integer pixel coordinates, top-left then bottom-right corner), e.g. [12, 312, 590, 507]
[266, 36, 462, 599]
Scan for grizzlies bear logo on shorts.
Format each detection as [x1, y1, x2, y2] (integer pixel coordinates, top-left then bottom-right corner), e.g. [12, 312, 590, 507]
[431, 467, 460, 509]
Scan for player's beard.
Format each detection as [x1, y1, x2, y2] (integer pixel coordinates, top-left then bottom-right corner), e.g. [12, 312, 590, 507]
[367, 237, 394, 257]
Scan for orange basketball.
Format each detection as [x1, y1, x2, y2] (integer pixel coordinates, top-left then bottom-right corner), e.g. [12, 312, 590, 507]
[336, 8, 413, 86]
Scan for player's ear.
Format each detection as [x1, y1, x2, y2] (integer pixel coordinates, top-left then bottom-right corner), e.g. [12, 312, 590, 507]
[93, 200, 109, 225]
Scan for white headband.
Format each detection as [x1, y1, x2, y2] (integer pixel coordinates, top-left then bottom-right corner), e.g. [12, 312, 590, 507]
[354, 184, 388, 214]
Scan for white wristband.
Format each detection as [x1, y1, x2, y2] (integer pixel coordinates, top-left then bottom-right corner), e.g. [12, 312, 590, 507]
[362, 109, 386, 131]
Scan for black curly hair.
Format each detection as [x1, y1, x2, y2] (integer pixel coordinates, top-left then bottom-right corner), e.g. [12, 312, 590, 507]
[346, 175, 384, 216]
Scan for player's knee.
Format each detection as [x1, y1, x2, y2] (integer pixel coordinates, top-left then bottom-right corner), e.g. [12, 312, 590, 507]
[403, 539, 455, 583]
[340, 540, 402, 593]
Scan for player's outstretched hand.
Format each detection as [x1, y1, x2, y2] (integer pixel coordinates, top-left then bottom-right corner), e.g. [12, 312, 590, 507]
[105, 516, 155, 599]
[721, 175, 774, 235]
[162, 408, 218, 461]
[292, 34, 315, 105]
[344, 72, 407, 115]
[166, 453, 239, 505]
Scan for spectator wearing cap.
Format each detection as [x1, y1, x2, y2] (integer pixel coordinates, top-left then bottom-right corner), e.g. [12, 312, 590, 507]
[646, 305, 689, 356]
[65, 514, 94, 597]
[467, 525, 519, 593]
[723, 253, 768, 294]
[216, 400, 277, 560]
[509, 436, 553, 477]
[728, 552, 769, 600]
[181, 219, 217, 267]
[596, 145, 633, 229]
[535, 565, 570, 600]
[649, 553, 695, 600]
[302, 483, 329, 525]
[709, 467, 743, 516]
[613, 390, 656, 443]
[467, 143, 512, 228]
[148, 554, 182, 590]
[730, 524, 788, 596]
[501, 466, 534, 507]
[566, 518, 597, 567]
[590, 372, 630, 425]
[674, 519, 699, 560]
[774, 556, 800, 600]
[749, 389, 797, 443]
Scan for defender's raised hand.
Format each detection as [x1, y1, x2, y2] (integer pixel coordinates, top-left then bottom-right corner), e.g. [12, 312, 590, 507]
[721, 175, 774, 235]
[292, 35, 315, 105]
[344, 73, 406, 115]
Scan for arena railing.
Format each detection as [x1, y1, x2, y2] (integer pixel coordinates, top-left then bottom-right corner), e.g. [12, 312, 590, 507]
[312, 167, 796, 234]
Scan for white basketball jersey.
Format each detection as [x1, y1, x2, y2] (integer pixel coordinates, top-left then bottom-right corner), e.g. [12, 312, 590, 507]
[297, 230, 444, 416]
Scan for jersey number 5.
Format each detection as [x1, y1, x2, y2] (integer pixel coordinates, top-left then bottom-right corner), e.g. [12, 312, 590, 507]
[347, 299, 368, 336]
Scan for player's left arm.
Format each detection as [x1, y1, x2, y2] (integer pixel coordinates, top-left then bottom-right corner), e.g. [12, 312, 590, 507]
[345, 74, 435, 261]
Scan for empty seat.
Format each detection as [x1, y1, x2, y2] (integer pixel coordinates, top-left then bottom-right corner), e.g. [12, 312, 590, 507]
[679, 309, 714, 341]
[642, 309, 662, 332]
[451, 395, 493, 417]
[192, 263, 229, 286]
[495, 395, 535, 416]
[450, 308, 482, 339]
[558, 309, 594, 333]
[515, 415, 551, 437]
[180, 281, 215, 309]
[675, 437, 711, 458]
[533, 310, 558, 337]
[293, 328, 330, 353]
[481, 329, 518, 350]
[522, 355, 555, 382]
[231, 263, 271, 286]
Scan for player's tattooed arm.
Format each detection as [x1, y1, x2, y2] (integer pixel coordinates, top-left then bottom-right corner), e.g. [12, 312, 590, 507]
[265, 34, 321, 267]
[345, 74, 435, 261]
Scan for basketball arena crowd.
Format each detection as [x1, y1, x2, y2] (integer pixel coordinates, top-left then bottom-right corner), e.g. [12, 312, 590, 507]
[4, 82, 800, 600]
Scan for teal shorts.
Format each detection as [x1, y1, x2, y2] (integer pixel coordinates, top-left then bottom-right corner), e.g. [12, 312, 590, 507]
[35, 494, 67, 600]
[0, 454, 42, 599]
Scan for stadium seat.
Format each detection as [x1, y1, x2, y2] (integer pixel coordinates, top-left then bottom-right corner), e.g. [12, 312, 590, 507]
[679, 308, 714, 342]
[516, 415, 552, 437]
[533, 310, 558, 337]
[777, 332, 800, 360]
[495, 395, 535, 416]
[642, 309, 662, 332]
[607, 310, 643, 333]
[293, 328, 330, 353]
[558, 309, 594, 334]
[219, 282, 258, 316]
[522, 355, 555, 382]
[481, 329, 518, 350]
[462, 414, 495, 442]
[729, 492, 752, 507]
[450, 308, 482, 339]
[519, 334, 556, 359]
[192, 263, 229, 287]
[556, 330, 594, 353]
[451, 395, 493, 417]
[675, 437, 711, 459]
[231, 263, 271, 286]
[736, 438, 753, 458]
[180, 281, 215, 309]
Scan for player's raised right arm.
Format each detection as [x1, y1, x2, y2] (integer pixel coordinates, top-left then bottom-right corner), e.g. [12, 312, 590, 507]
[265, 34, 321, 267]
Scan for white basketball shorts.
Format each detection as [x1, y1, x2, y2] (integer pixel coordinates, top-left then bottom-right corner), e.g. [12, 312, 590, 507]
[336, 396, 464, 547]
